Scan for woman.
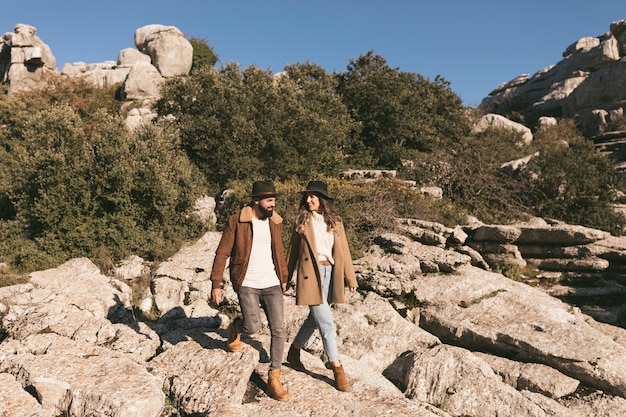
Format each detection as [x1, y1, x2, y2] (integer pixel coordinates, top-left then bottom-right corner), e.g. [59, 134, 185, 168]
[286, 180, 358, 392]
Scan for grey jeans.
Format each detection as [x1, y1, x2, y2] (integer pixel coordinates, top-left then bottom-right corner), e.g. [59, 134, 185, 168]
[234, 285, 286, 370]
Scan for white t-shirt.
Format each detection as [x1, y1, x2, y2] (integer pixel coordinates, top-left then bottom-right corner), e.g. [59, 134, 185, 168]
[242, 217, 280, 289]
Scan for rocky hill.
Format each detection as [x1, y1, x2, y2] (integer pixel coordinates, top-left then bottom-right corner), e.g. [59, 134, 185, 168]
[480, 17, 626, 169]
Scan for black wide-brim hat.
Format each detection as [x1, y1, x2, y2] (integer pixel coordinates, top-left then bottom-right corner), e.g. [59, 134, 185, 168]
[300, 180, 334, 200]
[249, 180, 278, 198]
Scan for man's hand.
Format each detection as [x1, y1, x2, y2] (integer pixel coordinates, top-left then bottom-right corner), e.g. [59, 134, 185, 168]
[211, 288, 222, 306]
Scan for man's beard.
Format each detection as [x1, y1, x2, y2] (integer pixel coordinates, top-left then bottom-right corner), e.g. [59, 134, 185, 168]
[258, 206, 274, 220]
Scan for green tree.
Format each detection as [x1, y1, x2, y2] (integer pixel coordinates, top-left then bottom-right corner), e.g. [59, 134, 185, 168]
[266, 62, 357, 179]
[157, 62, 356, 188]
[157, 64, 265, 189]
[189, 37, 218, 72]
[337, 51, 470, 169]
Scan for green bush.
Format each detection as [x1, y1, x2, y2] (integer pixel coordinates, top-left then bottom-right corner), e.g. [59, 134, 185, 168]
[0, 92, 210, 279]
[520, 123, 626, 234]
[425, 119, 626, 233]
[418, 128, 531, 224]
[30, 76, 123, 122]
[491, 257, 522, 281]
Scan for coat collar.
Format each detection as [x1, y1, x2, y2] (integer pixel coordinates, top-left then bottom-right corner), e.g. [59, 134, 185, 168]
[238, 205, 283, 224]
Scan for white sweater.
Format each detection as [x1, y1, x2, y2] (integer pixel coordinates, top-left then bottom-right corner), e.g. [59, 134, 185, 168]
[312, 211, 335, 264]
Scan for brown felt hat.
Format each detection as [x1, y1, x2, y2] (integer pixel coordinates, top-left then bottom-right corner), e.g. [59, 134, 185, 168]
[249, 180, 278, 198]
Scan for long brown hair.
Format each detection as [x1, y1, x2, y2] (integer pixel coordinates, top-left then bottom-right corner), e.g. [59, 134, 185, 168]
[295, 192, 341, 233]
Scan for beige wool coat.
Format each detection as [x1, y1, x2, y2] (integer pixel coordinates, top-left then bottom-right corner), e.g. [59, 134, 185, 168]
[287, 217, 357, 305]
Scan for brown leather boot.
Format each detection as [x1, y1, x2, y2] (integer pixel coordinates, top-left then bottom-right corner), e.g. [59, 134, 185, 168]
[267, 369, 290, 401]
[286, 345, 306, 372]
[333, 365, 350, 392]
[226, 320, 241, 352]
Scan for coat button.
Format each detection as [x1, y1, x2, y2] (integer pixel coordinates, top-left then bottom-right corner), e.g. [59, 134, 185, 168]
[304, 276, 309, 279]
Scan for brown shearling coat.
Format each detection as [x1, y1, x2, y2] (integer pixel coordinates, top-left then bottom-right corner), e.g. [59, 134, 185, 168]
[287, 217, 357, 305]
[210, 206, 289, 293]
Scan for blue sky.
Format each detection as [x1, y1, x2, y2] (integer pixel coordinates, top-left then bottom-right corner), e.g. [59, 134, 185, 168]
[1, 1, 624, 106]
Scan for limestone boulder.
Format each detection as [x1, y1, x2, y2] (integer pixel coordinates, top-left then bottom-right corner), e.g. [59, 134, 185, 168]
[294, 292, 440, 373]
[191, 195, 218, 226]
[134, 24, 192, 77]
[124, 106, 158, 130]
[470, 224, 522, 243]
[121, 61, 164, 100]
[151, 231, 222, 316]
[516, 224, 610, 245]
[60, 61, 131, 88]
[0, 373, 51, 417]
[413, 265, 626, 397]
[610, 18, 626, 56]
[564, 60, 626, 117]
[562, 391, 626, 417]
[3, 24, 57, 95]
[1, 258, 133, 340]
[474, 352, 580, 399]
[481, 17, 626, 138]
[113, 254, 150, 281]
[396, 344, 553, 417]
[148, 338, 259, 415]
[537, 116, 558, 129]
[499, 152, 539, 176]
[472, 114, 533, 146]
[240, 336, 449, 417]
[520, 391, 585, 417]
[117, 47, 151, 67]
[1, 349, 164, 417]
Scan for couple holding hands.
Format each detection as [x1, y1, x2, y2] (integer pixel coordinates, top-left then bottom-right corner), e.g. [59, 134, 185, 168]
[210, 180, 357, 401]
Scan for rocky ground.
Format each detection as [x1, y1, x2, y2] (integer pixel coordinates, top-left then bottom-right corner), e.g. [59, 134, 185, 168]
[2, 219, 626, 416]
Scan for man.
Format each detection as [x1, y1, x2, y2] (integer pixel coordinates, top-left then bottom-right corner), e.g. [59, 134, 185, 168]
[210, 180, 290, 402]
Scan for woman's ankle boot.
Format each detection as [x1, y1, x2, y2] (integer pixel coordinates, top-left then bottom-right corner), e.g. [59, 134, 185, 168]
[333, 364, 350, 392]
[287, 345, 306, 372]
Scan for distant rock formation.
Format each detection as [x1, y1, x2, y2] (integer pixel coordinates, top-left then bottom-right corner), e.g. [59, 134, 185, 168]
[1, 23, 193, 130]
[134, 24, 193, 78]
[480, 18, 626, 140]
[472, 113, 534, 146]
[0, 24, 57, 94]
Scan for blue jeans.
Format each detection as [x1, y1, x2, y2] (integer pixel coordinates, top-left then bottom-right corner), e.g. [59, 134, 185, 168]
[293, 264, 339, 362]
[234, 285, 286, 370]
